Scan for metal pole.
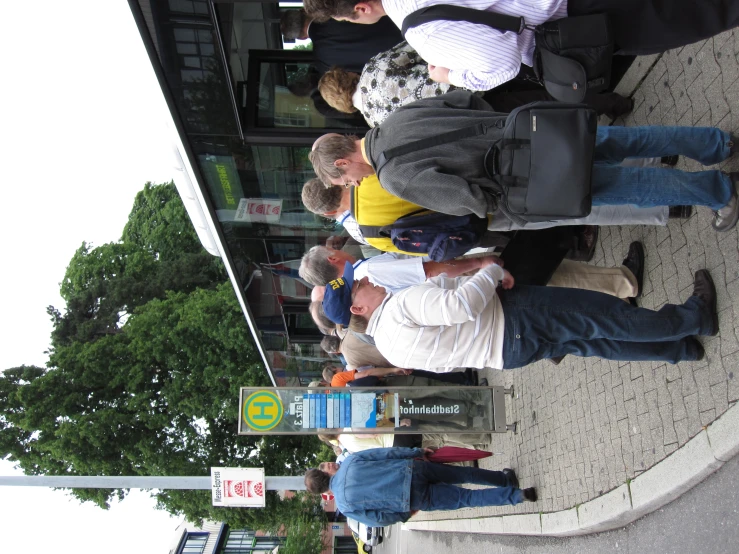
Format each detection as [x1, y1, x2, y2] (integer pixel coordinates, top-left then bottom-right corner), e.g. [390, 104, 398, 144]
[0, 475, 305, 490]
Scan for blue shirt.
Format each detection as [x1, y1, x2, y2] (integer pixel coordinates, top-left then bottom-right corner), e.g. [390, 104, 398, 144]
[330, 447, 423, 527]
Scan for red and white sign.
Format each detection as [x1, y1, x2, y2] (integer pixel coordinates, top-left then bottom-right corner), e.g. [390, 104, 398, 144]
[211, 467, 265, 507]
[234, 198, 282, 222]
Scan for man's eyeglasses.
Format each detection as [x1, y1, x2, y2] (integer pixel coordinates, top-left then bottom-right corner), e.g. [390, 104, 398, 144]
[339, 171, 352, 189]
[351, 279, 362, 300]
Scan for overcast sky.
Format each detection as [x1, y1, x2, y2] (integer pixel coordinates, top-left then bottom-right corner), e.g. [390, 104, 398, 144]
[0, 2, 192, 552]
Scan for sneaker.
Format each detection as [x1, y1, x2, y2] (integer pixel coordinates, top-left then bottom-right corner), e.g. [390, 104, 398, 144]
[692, 270, 718, 336]
[713, 174, 739, 232]
[502, 468, 519, 489]
[522, 487, 538, 502]
[622, 241, 645, 298]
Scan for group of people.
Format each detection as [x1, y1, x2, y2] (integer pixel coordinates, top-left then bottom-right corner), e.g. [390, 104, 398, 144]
[283, 0, 739, 529]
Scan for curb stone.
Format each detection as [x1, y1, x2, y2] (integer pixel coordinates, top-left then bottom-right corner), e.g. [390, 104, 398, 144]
[402, 400, 739, 536]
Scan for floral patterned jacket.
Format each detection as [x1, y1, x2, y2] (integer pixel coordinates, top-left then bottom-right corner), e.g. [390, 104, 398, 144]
[355, 41, 455, 128]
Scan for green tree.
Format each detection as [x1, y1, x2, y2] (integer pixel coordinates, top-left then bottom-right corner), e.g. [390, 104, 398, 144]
[1, 181, 325, 526]
[48, 182, 226, 349]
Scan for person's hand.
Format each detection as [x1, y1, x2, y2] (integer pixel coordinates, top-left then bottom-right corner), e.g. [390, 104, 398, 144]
[394, 368, 413, 375]
[325, 235, 346, 249]
[428, 65, 451, 84]
[400, 418, 412, 427]
[478, 255, 504, 268]
[500, 269, 515, 290]
[422, 447, 438, 460]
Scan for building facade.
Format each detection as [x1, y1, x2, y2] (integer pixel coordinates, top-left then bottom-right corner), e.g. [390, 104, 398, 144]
[168, 515, 356, 554]
[129, 0, 368, 385]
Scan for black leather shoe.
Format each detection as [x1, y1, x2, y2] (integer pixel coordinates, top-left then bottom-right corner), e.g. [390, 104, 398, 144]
[622, 241, 645, 298]
[668, 205, 693, 219]
[661, 155, 679, 166]
[566, 226, 599, 262]
[690, 337, 706, 361]
[605, 96, 634, 119]
[549, 355, 566, 365]
[692, 270, 718, 336]
[522, 487, 538, 502]
[502, 468, 519, 489]
[478, 378, 489, 387]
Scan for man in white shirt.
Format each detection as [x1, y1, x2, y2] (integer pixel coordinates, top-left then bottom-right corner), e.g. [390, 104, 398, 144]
[321, 261, 718, 371]
[300, 244, 498, 291]
[304, 0, 739, 91]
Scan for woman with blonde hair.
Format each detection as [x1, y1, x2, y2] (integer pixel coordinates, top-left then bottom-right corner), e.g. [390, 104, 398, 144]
[319, 41, 454, 128]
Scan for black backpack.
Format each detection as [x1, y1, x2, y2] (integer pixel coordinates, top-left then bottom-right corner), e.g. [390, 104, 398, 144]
[359, 209, 489, 262]
[374, 99, 596, 227]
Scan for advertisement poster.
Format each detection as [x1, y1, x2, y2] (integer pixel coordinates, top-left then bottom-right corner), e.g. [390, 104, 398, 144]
[198, 154, 243, 210]
[211, 467, 265, 507]
[238, 387, 497, 435]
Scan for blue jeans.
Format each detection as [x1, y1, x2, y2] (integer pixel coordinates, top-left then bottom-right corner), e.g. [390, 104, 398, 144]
[592, 126, 734, 210]
[409, 461, 523, 511]
[500, 285, 713, 368]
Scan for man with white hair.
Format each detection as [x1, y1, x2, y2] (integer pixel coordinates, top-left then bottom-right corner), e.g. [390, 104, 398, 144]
[300, 242, 645, 304]
[299, 244, 495, 291]
[321, 261, 717, 371]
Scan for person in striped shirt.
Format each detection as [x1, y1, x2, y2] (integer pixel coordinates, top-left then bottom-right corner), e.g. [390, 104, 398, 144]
[322, 260, 718, 371]
[304, 0, 739, 91]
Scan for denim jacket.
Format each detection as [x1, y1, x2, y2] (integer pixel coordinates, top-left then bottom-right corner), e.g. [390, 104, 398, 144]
[330, 447, 423, 527]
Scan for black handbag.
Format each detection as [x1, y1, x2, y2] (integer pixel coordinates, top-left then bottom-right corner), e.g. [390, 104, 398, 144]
[485, 101, 597, 224]
[401, 5, 613, 103]
[375, 100, 597, 225]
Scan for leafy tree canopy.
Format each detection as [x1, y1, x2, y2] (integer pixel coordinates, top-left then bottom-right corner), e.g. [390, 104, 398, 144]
[1, 182, 326, 531]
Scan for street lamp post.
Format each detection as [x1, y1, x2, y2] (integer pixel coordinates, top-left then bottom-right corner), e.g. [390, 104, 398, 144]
[0, 475, 306, 490]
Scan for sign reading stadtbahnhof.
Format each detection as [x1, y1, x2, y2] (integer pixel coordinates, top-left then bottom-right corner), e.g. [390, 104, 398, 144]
[238, 386, 509, 435]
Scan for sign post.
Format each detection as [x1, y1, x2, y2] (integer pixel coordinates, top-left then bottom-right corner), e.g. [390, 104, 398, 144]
[239, 386, 514, 435]
[0, 473, 304, 493]
[211, 467, 266, 507]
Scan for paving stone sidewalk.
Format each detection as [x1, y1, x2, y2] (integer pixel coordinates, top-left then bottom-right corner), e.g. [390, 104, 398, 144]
[417, 29, 739, 522]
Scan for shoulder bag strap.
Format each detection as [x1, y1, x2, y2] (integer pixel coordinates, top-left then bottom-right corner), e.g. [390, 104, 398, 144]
[358, 208, 431, 238]
[376, 121, 489, 173]
[401, 5, 527, 36]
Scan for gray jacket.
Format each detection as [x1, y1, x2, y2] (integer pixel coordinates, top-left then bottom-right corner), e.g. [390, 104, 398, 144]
[364, 90, 506, 218]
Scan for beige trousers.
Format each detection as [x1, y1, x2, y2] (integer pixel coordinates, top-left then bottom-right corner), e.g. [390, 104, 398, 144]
[548, 259, 638, 299]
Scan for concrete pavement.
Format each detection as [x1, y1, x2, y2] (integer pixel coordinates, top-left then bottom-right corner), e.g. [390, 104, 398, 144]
[386, 444, 739, 552]
[406, 29, 739, 536]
